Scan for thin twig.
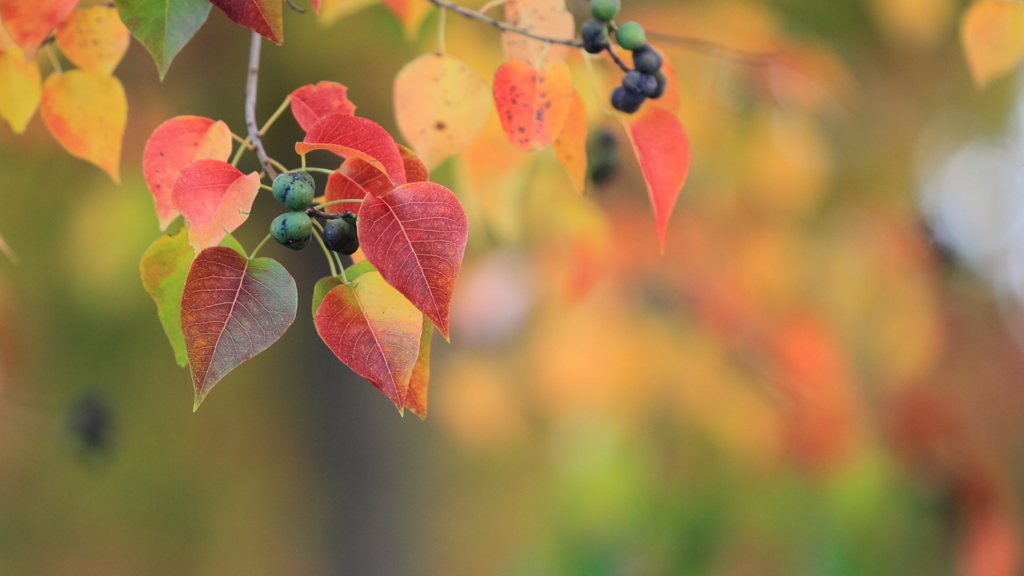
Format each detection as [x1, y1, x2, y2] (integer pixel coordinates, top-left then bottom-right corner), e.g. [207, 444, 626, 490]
[285, 0, 306, 12]
[604, 44, 630, 73]
[245, 32, 277, 180]
[424, 0, 581, 47]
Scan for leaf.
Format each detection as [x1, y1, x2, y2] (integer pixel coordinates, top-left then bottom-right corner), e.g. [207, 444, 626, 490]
[323, 144, 428, 214]
[309, 0, 321, 13]
[552, 89, 588, 193]
[314, 271, 423, 410]
[0, 45, 40, 133]
[171, 159, 261, 252]
[493, 60, 574, 152]
[960, 0, 1024, 87]
[317, 0, 377, 26]
[394, 53, 491, 170]
[404, 317, 432, 418]
[208, 0, 283, 44]
[359, 181, 468, 339]
[143, 116, 233, 230]
[55, 6, 130, 75]
[140, 229, 245, 367]
[0, 0, 78, 60]
[113, 0, 211, 79]
[311, 261, 375, 316]
[181, 246, 297, 409]
[296, 113, 408, 186]
[40, 69, 126, 182]
[624, 106, 690, 252]
[502, 0, 573, 65]
[289, 81, 357, 132]
[381, 0, 432, 38]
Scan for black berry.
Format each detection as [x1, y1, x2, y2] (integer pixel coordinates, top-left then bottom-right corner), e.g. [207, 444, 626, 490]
[632, 45, 663, 74]
[611, 86, 645, 114]
[650, 70, 667, 99]
[581, 19, 610, 54]
[622, 71, 658, 97]
[323, 214, 360, 255]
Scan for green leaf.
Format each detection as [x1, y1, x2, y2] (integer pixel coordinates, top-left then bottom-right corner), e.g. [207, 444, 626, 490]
[114, 0, 212, 80]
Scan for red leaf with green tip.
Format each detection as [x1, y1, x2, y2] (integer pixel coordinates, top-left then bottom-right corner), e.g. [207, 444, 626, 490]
[143, 116, 233, 230]
[171, 159, 260, 252]
[0, 0, 78, 60]
[314, 271, 423, 411]
[113, 0, 212, 79]
[289, 81, 356, 132]
[624, 106, 690, 252]
[323, 145, 428, 215]
[208, 0, 283, 44]
[493, 60, 574, 152]
[404, 318, 433, 419]
[296, 113, 407, 187]
[181, 246, 297, 409]
[358, 182, 468, 340]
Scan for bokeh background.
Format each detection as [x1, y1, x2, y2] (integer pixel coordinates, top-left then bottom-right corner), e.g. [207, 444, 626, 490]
[2, 0, 1024, 574]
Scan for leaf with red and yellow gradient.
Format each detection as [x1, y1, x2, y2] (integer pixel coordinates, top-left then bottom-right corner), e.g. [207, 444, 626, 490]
[0, 45, 40, 133]
[553, 89, 588, 193]
[0, 0, 78, 59]
[40, 69, 126, 182]
[359, 182, 468, 339]
[296, 113, 407, 186]
[309, 0, 321, 13]
[171, 159, 261, 252]
[55, 6, 130, 75]
[381, 0, 432, 38]
[143, 116, 233, 230]
[394, 52, 491, 170]
[314, 271, 423, 411]
[323, 145, 427, 215]
[317, 0, 377, 26]
[623, 106, 690, 252]
[503, 0, 573, 65]
[404, 318, 433, 418]
[960, 0, 1024, 87]
[209, 0, 283, 44]
[181, 246, 297, 410]
[493, 60, 573, 151]
[289, 81, 356, 132]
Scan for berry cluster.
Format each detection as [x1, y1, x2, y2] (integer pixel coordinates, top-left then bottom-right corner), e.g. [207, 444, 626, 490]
[581, 0, 667, 114]
[269, 171, 360, 255]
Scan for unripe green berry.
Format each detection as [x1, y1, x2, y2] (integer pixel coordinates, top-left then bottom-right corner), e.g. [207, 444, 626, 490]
[615, 21, 646, 50]
[589, 0, 620, 22]
[323, 215, 360, 255]
[272, 171, 316, 210]
[270, 211, 313, 250]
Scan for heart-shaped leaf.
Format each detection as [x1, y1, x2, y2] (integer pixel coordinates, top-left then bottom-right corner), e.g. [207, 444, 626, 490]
[359, 182, 468, 339]
[0, 0, 78, 60]
[113, 0, 212, 79]
[55, 5, 130, 75]
[143, 116, 234, 230]
[296, 113, 407, 186]
[171, 159, 261, 252]
[404, 318, 433, 419]
[289, 81, 356, 132]
[552, 89, 588, 193]
[323, 144, 428, 215]
[624, 106, 690, 252]
[314, 271, 423, 410]
[181, 246, 297, 409]
[493, 60, 574, 152]
[209, 0, 283, 44]
[960, 0, 1024, 87]
[502, 0, 573, 65]
[0, 45, 40, 134]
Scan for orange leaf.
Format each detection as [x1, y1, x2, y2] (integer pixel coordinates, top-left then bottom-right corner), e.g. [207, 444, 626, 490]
[624, 106, 690, 252]
[493, 60, 574, 151]
[55, 5, 130, 75]
[296, 113, 408, 186]
[0, 0, 78, 60]
[40, 69, 125, 182]
[553, 89, 588, 193]
[0, 45, 40, 133]
[381, 0, 432, 38]
[171, 159, 261, 252]
[289, 81, 356, 132]
[960, 0, 1024, 87]
[404, 317, 433, 419]
[503, 0, 573, 65]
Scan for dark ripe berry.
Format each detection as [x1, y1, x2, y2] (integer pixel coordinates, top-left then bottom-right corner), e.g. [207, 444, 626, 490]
[650, 70, 668, 99]
[589, 0, 620, 22]
[615, 21, 646, 51]
[270, 211, 313, 250]
[581, 19, 610, 54]
[587, 128, 621, 186]
[323, 216, 360, 255]
[632, 45, 662, 74]
[611, 86, 645, 114]
[272, 171, 316, 211]
[66, 392, 114, 456]
[622, 70, 658, 97]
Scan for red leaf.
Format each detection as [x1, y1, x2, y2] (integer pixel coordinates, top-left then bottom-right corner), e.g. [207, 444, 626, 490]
[0, 0, 78, 59]
[309, 0, 321, 13]
[624, 107, 690, 252]
[181, 246, 297, 409]
[323, 144, 428, 215]
[289, 81, 356, 132]
[493, 60, 574, 151]
[209, 0, 283, 44]
[171, 159, 261, 252]
[359, 182, 468, 339]
[143, 116, 233, 230]
[296, 113, 407, 187]
[314, 271, 423, 410]
[404, 318, 433, 419]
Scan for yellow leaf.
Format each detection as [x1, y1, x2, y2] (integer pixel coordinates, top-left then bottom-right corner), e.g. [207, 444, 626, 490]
[40, 69, 126, 182]
[55, 5, 130, 75]
[868, 0, 954, 48]
[318, 0, 378, 26]
[552, 89, 588, 194]
[503, 0, 574, 65]
[394, 52, 491, 170]
[960, 0, 1024, 87]
[0, 45, 40, 133]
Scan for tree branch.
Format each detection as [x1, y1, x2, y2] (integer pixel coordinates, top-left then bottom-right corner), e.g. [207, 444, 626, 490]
[424, 0, 582, 47]
[245, 31, 277, 180]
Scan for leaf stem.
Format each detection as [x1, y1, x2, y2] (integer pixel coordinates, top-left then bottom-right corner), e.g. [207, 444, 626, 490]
[312, 228, 339, 278]
[44, 45, 62, 74]
[313, 219, 347, 274]
[303, 166, 335, 175]
[259, 96, 292, 136]
[268, 157, 289, 174]
[249, 233, 273, 259]
[582, 50, 615, 117]
[314, 199, 364, 209]
[604, 44, 631, 73]
[437, 6, 447, 54]
[260, 184, 273, 192]
[245, 31, 277, 180]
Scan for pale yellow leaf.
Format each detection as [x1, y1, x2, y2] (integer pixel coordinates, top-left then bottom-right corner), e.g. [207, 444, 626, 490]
[0, 44, 40, 133]
[503, 0, 574, 65]
[960, 0, 1024, 87]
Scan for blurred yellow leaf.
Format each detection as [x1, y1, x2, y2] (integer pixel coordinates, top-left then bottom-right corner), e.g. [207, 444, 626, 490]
[0, 44, 40, 134]
[960, 0, 1024, 87]
[869, 0, 954, 48]
[503, 0, 573, 65]
[552, 89, 588, 194]
[318, 0, 378, 25]
[55, 5, 130, 75]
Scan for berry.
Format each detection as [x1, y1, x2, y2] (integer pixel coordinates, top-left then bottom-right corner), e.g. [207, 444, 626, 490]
[323, 215, 360, 255]
[622, 71, 658, 97]
[270, 211, 313, 250]
[611, 86, 645, 114]
[587, 128, 621, 185]
[589, 0, 620, 22]
[650, 70, 667, 99]
[615, 21, 646, 50]
[272, 171, 315, 211]
[632, 45, 662, 74]
[581, 19, 610, 54]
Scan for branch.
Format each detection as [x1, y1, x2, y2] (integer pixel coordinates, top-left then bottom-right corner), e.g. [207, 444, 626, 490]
[245, 32, 277, 180]
[424, 0, 582, 47]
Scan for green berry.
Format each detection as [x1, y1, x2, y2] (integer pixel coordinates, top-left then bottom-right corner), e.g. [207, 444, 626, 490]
[589, 0, 620, 22]
[272, 171, 316, 211]
[615, 21, 646, 50]
[323, 215, 360, 255]
[270, 211, 313, 250]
